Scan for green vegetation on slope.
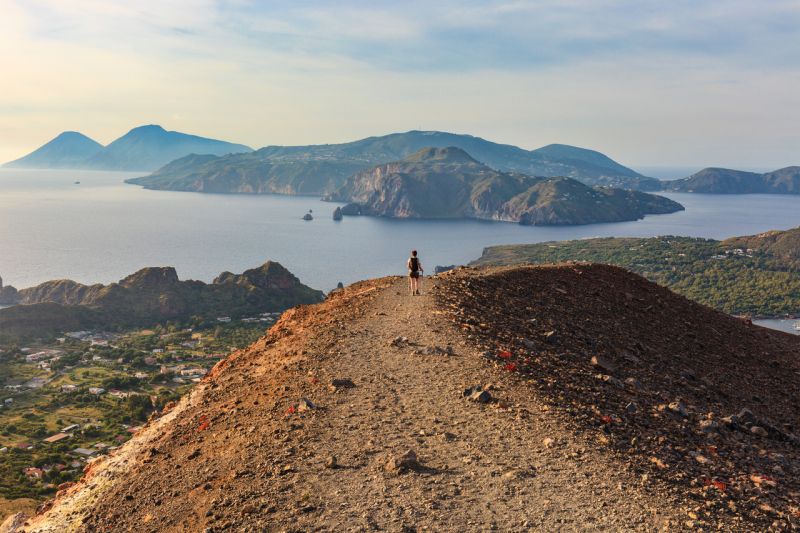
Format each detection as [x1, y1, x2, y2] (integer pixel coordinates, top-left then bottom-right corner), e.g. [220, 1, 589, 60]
[126, 130, 659, 195]
[472, 229, 800, 316]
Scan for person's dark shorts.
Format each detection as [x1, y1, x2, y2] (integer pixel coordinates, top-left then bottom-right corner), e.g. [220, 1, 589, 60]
[409, 270, 420, 278]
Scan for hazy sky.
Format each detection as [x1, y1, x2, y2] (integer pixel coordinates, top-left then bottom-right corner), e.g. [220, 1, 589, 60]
[2, 0, 799, 168]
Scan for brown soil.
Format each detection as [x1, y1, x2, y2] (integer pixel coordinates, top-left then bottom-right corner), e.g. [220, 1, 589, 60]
[8, 265, 800, 532]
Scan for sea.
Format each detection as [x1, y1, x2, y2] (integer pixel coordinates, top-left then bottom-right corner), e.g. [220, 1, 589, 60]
[1, 168, 799, 334]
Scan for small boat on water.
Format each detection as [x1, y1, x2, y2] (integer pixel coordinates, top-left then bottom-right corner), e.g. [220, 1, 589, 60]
[302, 211, 313, 221]
[74, 181, 81, 184]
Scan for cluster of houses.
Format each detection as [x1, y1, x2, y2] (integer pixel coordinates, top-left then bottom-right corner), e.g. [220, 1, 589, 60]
[5, 421, 141, 485]
[160, 364, 209, 384]
[711, 248, 754, 260]
[64, 331, 119, 346]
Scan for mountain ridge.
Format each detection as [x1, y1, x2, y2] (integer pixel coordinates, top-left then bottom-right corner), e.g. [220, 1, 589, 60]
[126, 130, 661, 194]
[662, 166, 800, 194]
[0, 261, 322, 339]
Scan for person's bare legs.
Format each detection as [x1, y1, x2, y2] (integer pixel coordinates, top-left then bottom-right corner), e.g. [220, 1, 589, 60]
[409, 276, 414, 295]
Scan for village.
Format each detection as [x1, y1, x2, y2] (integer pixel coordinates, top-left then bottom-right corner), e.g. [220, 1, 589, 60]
[0, 312, 280, 504]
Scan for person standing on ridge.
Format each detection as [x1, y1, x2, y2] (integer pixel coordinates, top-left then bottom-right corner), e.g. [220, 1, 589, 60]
[407, 250, 423, 295]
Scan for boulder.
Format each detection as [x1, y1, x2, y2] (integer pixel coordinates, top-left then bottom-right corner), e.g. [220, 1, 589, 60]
[384, 450, 419, 474]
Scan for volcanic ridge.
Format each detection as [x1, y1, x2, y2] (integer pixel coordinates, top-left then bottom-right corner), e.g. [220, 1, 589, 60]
[5, 265, 799, 532]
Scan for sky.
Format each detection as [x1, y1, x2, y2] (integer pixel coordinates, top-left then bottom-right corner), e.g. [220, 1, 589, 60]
[1, 0, 799, 169]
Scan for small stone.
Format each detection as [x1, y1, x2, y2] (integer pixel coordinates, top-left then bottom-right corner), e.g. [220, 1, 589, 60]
[591, 355, 616, 373]
[297, 398, 316, 412]
[325, 455, 338, 469]
[542, 437, 555, 448]
[698, 419, 719, 434]
[390, 336, 408, 347]
[463, 385, 492, 403]
[384, 450, 419, 474]
[750, 425, 768, 437]
[668, 400, 688, 418]
[598, 374, 624, 388]
[623, 377, 642, 391]
[625, 402, 638, 414]
[737, 408, 757, 426]
[330, 378, 356, 390]
[542, 330, 558, 344]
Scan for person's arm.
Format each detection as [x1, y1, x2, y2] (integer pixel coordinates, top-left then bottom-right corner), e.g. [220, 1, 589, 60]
[407, 258, 412, 270]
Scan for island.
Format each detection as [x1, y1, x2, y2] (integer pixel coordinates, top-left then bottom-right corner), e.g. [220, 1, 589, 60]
[124, 130, 660, 195]
[661, 166, 800, 194]
[322, 147, 683, 226]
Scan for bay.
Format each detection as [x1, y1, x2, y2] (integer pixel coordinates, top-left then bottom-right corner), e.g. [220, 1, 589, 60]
[2, 168, 800, 297]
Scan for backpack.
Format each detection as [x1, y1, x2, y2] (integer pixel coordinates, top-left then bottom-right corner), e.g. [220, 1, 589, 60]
[409, 257, 420, 272]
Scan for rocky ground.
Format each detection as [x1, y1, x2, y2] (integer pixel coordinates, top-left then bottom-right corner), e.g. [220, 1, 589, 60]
[4, 264, 799, 532]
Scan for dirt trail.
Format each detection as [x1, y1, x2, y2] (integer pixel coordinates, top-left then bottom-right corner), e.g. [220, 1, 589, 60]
[18, 273, 770, 532]
[273, 277, 680, 531]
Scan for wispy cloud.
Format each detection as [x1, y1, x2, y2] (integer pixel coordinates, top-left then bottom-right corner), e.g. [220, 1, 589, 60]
[1, 1, 799, 166]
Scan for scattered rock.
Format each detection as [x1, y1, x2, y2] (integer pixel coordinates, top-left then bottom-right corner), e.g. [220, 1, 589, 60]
[330, 378, 356, 390]
[598, 374, 625, 389]
[737, 408, 757, 426]
[626, 402, 638, 415]
[542, 437, 555, 448]
[591, 355, 616, 373]
[325, 455, 338, 469]
[384, 450, 419, 474]
[390, 336, 409, 347]
[698, 418, 719, 434]
[624, 377, 642, 390]
[415, 345, 453, 355]
[668, 400, 688, 418]
[542, 330, 558, 344]
[297, 398, 316, 412]
[750, 425, 768, 437]
[0, 512, 29, 533]
[463, 385, 492, 403]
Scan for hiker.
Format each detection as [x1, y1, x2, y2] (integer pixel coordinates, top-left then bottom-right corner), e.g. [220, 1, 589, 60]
[407, 250, 423, 295]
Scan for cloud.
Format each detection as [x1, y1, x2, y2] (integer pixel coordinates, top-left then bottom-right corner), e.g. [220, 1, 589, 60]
[1, 0, 799, 167]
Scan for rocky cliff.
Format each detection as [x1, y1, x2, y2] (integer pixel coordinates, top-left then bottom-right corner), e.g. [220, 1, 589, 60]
[325, 147, 682, 225]
[0, 262, 323, 338]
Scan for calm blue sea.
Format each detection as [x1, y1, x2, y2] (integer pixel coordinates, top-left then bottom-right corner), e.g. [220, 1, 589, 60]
[2, 169, 800, 307]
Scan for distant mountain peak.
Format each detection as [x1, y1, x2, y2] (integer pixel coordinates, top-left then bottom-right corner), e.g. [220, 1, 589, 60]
[127, 124, 167, 134]
[3, 125, 252, 171]
[2, 130, 103, 169]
